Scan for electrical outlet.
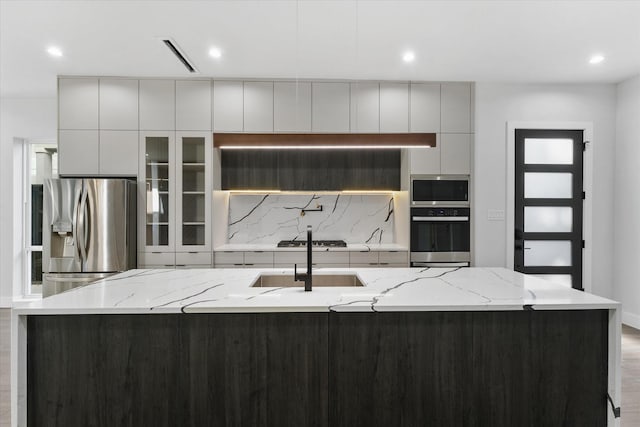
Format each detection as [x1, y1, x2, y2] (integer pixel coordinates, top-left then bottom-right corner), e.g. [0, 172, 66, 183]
[487, 209, 505, 221]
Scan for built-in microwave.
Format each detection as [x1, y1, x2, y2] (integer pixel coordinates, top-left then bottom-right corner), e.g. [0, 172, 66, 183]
[410, 175, 470, 206]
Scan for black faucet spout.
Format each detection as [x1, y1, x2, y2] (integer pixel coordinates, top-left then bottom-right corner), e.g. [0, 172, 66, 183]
[294, 225, 313, 291]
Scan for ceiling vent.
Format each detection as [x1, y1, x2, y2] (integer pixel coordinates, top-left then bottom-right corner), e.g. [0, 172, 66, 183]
[162, 38, 198, 73]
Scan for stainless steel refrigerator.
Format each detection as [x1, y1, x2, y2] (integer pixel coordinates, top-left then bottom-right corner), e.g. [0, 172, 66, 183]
[42, 178, 137, 297]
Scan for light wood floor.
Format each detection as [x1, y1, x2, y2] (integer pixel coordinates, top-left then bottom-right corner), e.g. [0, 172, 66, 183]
[622, 324, 640, 426]
[0, 308, 638, 426]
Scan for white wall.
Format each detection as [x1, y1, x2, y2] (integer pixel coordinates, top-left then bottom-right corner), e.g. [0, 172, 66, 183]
[474, 83, 617, 299]
[614, 74, 640, 328]
[0, 97, 56, 305]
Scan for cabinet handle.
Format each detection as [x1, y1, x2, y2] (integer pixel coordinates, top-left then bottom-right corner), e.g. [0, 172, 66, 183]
[188, 251, 198, 254]
[245, 263, 254, 266]
[369, 263, 377, 265]
[164, 264, 174, 267]
[152, 251, 161, 254]
[233, 263, 243, 266]
[253, 251, 264, 253]
[176, 264, 186, 267]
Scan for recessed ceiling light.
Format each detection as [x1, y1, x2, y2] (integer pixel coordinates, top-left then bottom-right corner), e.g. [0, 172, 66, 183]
[209, 47, 222, 59]
[47, 46, 63, 57]
[402, 51, 415, 63]
[589, 54, 604, 64]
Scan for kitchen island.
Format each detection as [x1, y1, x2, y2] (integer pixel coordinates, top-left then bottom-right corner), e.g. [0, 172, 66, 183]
[12, 267, 621, 426]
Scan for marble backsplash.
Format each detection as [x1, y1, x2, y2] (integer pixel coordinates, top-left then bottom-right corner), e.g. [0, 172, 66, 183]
[227, 194, 395, 244]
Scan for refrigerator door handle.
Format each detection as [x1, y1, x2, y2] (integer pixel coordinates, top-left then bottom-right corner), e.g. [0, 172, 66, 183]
[77, 187, 89, 264]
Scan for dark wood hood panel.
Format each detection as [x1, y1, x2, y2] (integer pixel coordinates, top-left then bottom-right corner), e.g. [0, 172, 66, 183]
[221, 149, 401, 191]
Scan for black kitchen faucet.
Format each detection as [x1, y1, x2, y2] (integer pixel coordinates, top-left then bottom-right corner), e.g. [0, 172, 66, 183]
[294, 225, 313, 291]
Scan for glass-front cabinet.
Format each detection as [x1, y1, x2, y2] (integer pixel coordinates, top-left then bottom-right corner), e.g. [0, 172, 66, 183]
[139, 132, 175, 256]
[138, 131, 212, 268]
[176, 132, 212, 252]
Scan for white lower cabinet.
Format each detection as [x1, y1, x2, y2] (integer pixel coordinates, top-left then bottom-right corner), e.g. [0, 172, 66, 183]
[138, 252, 176, 268]
[312, 252, 349, 268]
[379, 251, 408, 266]
[273, 251, 306, 268]
[214, 250, 408, 268]
[215, 251, 244, 267]
[349, 251, 379, 267]
[244, 251, 274, 267]
[176, 252, 212, 267]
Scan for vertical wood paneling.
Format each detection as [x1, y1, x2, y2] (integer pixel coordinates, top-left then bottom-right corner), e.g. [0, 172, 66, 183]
[329, 312, 474, 427]
[28, 313, 328, 427]
[27, 310, 607, 427]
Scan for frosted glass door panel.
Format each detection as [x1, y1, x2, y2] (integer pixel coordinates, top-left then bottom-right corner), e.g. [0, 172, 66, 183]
[524, 138, 573, 164]
[531, 274, 572, 288]
[524, 241, 571, 267]
[524, 207, 572, 233]
[524, 173, 572, 199]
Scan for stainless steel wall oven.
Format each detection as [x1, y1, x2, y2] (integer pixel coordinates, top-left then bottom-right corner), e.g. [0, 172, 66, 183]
[410, 207, 470, 267]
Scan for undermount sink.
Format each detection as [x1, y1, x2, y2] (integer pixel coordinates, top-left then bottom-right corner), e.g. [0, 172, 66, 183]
[251, 273, 365, 288]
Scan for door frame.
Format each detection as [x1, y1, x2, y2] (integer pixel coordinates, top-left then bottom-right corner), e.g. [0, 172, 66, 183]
[506, 121, 593, 293]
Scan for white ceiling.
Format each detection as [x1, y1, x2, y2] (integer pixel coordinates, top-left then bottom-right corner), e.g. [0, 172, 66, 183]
[1, 0, 640, 97]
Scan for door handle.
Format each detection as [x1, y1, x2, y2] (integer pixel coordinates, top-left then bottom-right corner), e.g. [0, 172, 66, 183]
[77, 187, 89, 263]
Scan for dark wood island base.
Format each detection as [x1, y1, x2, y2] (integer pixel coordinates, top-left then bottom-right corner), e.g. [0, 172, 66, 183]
[27, 310, 608, 427]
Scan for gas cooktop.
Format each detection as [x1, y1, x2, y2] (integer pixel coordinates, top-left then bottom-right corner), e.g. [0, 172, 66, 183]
[277, 240, 347, 248]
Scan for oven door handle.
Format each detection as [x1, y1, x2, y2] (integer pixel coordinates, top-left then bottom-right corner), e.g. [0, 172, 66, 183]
[412, 216, 469, 222]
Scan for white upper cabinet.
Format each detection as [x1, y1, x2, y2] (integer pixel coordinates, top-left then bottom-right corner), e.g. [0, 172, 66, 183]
[139, 80, 175, 130]
[213, 81, 243, 132]
[273, 82, 312, 132]
[410, 83, 440, 133]
[379, 83, 409, 132]
[312, 82, 350, 132]
[409, 135, 441, 175]
[99, 79, 138, 130]
[176, 80, 212, 131]
[58, 78, 99, 130]
[243, 82, 274, 132]
[58, 130, 99, 175]
[350, 82, 379, 133]
[441, 82, 471, 133]
[441, 133, 471, 175]
[99, 131, 138, 175]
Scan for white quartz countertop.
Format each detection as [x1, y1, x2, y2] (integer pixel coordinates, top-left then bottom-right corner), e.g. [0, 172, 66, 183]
[14, 267, 619, 315]
[214, 243, 408, 252]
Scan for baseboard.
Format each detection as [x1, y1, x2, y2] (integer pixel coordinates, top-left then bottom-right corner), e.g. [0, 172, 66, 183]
[622, 311, 640, 330]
